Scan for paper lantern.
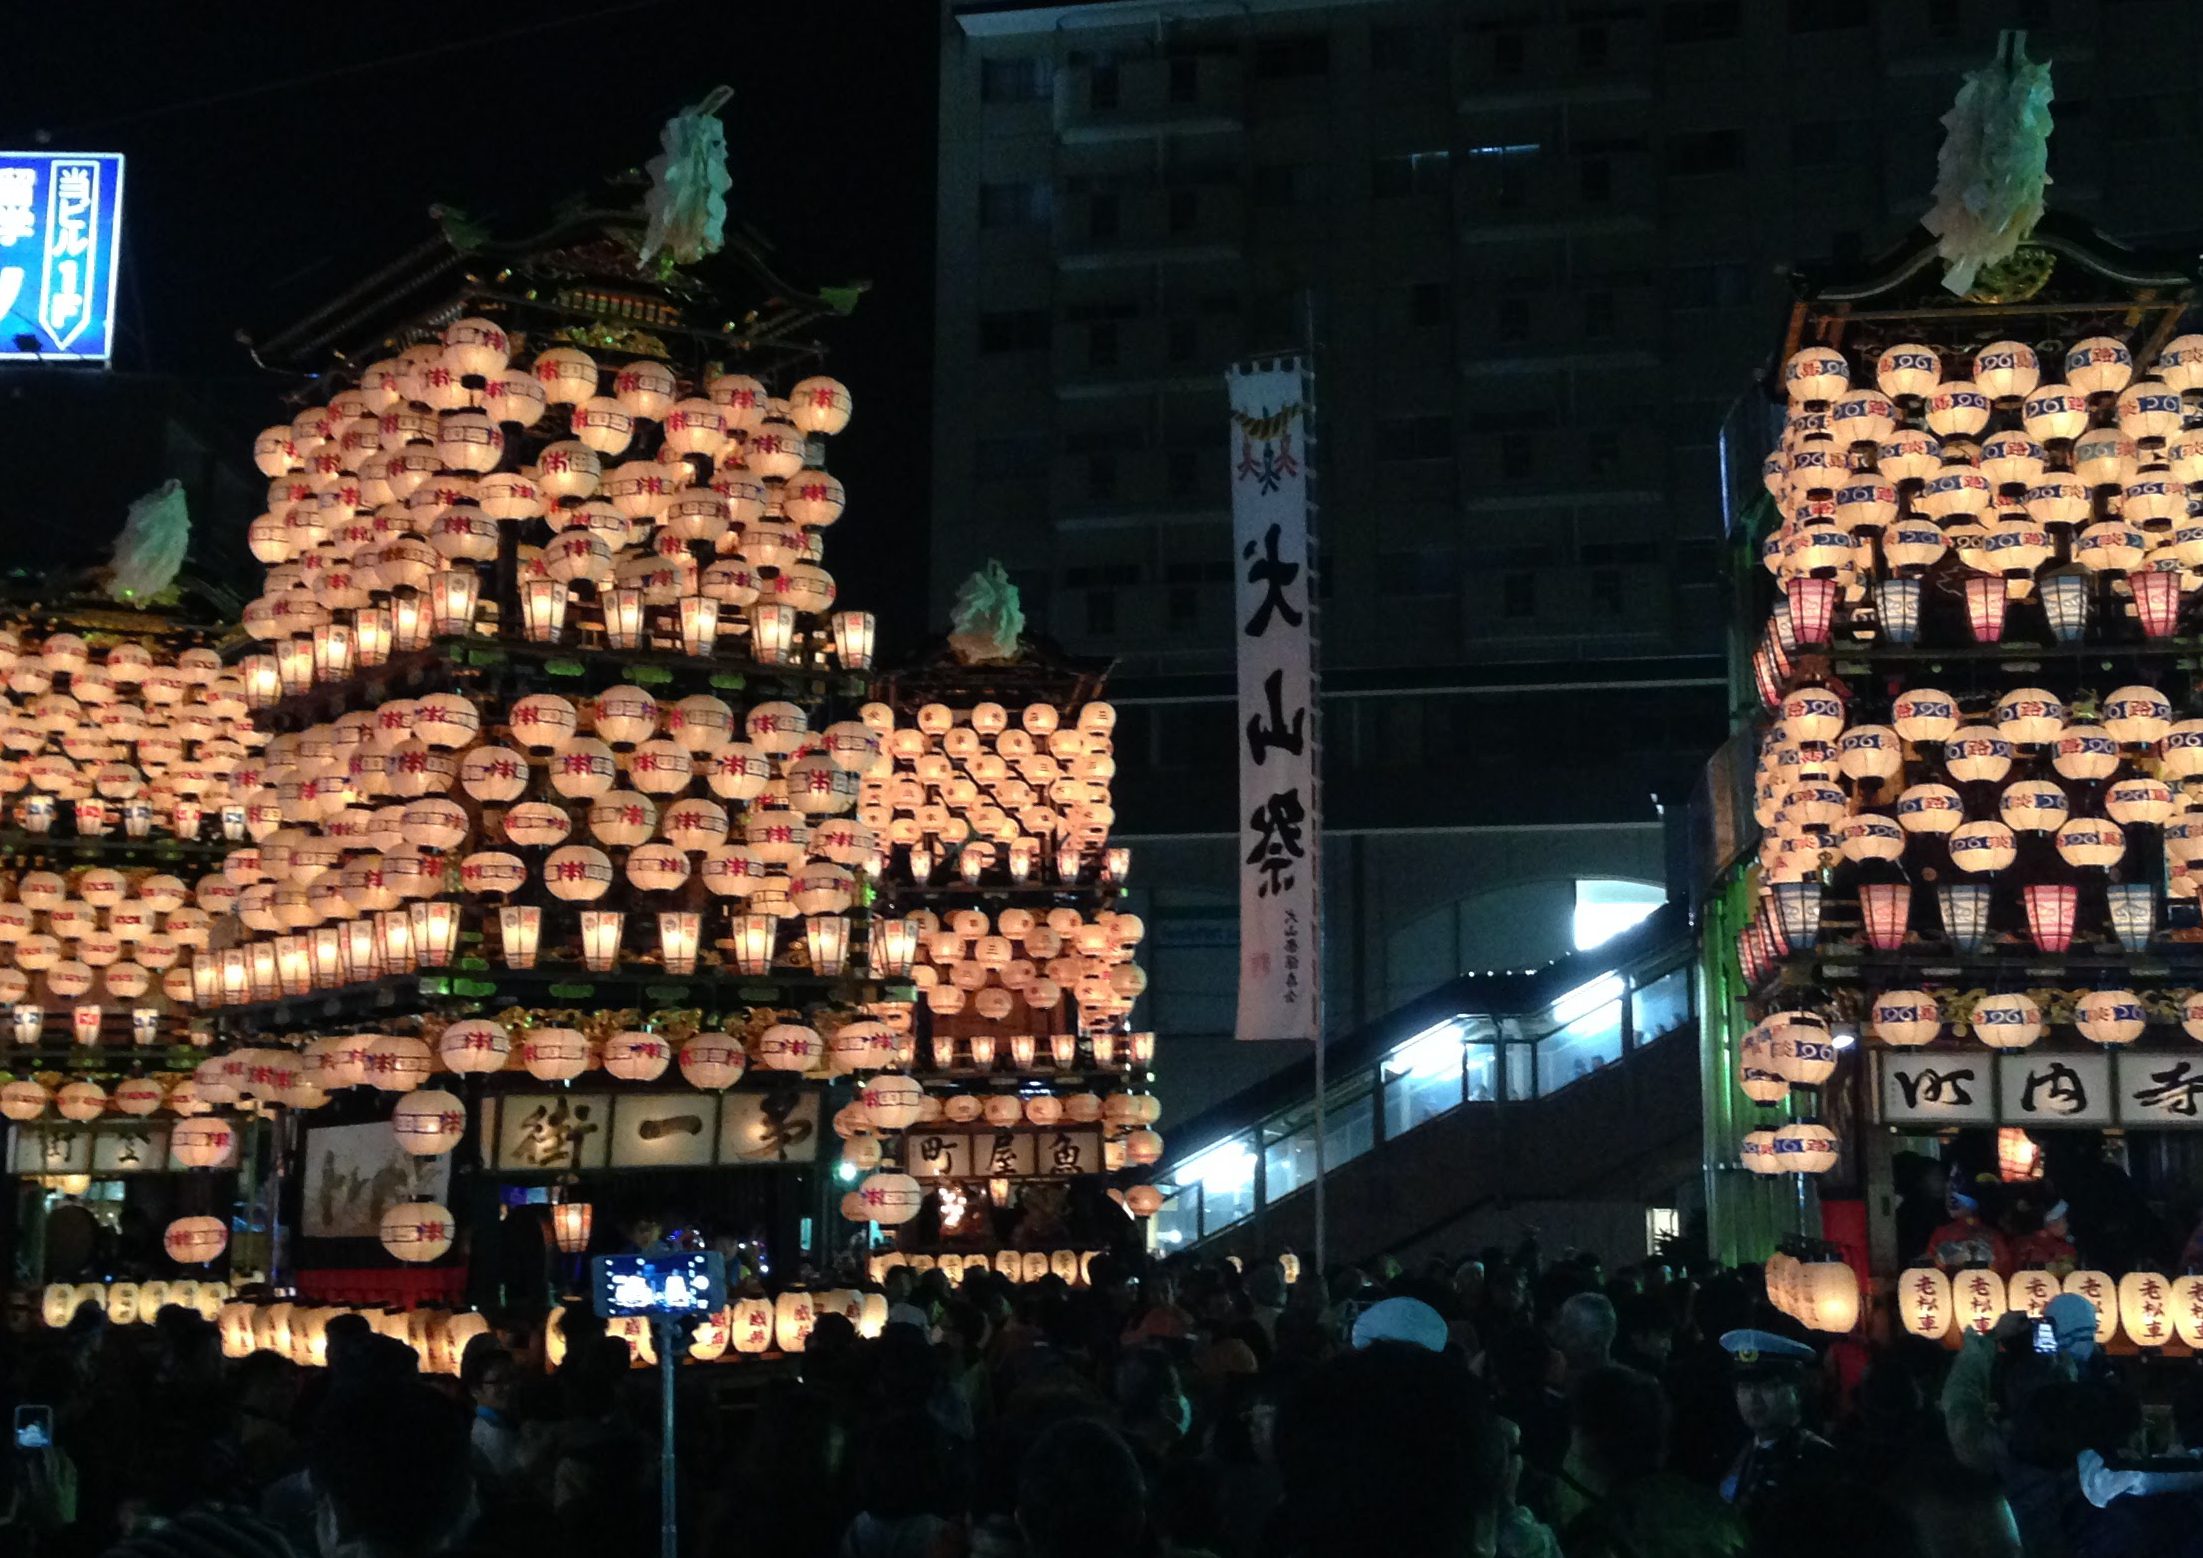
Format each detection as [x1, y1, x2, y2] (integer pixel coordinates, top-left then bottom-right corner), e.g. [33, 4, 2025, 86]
[860, 1073, 926, 1131]
[679, 1033, 747, 1090]
[56, 1080, 106, 1122]
[2119, 1271, 2174, 1348]
[1772, 1121, 1838, 1174]
[0, 1080, 48, 1121]
[366, 1034, 432, 1092]
[1891, 689, 1959, 744]
[857, 1172, 924, 1225]
[2023, 882, 2080, 952]
[391, 1089, 466, 1155]
[1864, 989, 1938, 1058]
[1800, 1260, 1860, 1334]
[521, 1027, 588, 1082]
[1972, 993, 2043, 1050]
[758, 1023, 824, 1073]
[1740, 1129, 1780, 1175]
[2076, 990, 2146, 1047]
[1952, 1269, 2006, 1335]
[831, 1020, 898, 1074]
[380, 1201, 455, 1263]
[2172, 1275, 2203, 1349]
[172, 1117, 236, 1168]
[604, 1031, 671, 1082]
[2062, 1271, 2119, 1345]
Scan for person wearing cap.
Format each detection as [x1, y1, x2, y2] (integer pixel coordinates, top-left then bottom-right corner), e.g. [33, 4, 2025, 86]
[2011, 1200, 2077, 1277]
[1716, 1329, 1838, 1534]
[1927, 1179, 2014, 1277]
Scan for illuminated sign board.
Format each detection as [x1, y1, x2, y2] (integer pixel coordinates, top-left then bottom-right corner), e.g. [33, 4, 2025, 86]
[0, 151, 125, 361]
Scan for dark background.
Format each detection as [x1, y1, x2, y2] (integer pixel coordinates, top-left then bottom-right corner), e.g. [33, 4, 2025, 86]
[0, 0, 939, 649]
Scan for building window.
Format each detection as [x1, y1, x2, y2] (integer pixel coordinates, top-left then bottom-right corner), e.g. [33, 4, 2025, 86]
[974, 433, 1050, 480]
[1253, 163, 1299, 207]
[1577, 25, 1609, 66]
[1583, 290, 1614, 339]
[1591, 568, 1624, 614]
[1167, 585, 1200, 629]
[1087, 323, 1118, 369]
[1167, 320, 1198, 363]
[979, 180, 1051, 230]
[1089, 193, 1119, 240]
[1669, 261, 1753, 308]
[1409, 281, 1449, 327]
[1373, 150, 1451, 198]
[1371, 24, 1416, 69]
[1168, 56, 1199, 103]
[1496, 295, 1530, 343]
[1500, 433, 1534, 479]
[1254, 35, 1330, 78]
[1666, 129, 1740, 173]
[1662, 1, 1740, 43]
[1503, 573, 1537, 618]
[978, 309, 1050, 355]
[1378, 414, 1452, 462]
[980, 57, 1053, 103]
[1579, 158, 1611, 202]
[1494, 30, 1525, 75]
[1786, 0, 1860, 29]
[1089, 59, 1120, 109]
[1168, 187, 1198, 233]
[1789, 122, 1845, 167]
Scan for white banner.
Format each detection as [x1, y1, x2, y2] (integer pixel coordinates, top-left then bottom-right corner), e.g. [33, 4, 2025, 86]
[1229, 357, 1320, 1042]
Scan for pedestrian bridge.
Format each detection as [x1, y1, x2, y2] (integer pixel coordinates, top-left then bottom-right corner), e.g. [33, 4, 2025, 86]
[1143, 904, 1702, 1269]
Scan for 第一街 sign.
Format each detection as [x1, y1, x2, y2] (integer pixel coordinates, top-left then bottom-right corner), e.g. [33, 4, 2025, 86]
[0, 151, 124, 361]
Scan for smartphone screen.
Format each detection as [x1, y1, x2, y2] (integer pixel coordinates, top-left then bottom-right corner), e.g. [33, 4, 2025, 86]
[2033, 1319, 2057, 1355]
[13, 1405, 51, 1451]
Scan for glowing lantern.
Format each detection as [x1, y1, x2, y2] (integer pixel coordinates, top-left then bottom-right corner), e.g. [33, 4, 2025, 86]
[391, 1089, 466, 1155]
[604, 1031, 670, 1082]
[172, 1117, 236, 1168]
[1953, 1269, 2007, 1335]
[857, 1172, 923, 1225]
[380, 1201, 455, 1263]
[679, 1033, 746, 1090]
[521, 1028, 588, 1082]
[2073, 989, 2145, 1047]
[2061, 1271, 2118, 1345]
[1871, 989, 1939, 1047]
[1972, 992, 2044, 1050]
[2119, 1272, 2174, 1348]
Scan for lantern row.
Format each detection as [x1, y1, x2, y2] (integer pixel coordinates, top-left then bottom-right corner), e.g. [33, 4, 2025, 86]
[1897, 1264, 2202, 1351]
[187, 685, 907, 1005]
[1764, 1248, 1861, 1334]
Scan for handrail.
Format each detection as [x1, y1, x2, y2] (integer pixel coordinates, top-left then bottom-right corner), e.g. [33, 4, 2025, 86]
[1147, 916, 1699, 1256]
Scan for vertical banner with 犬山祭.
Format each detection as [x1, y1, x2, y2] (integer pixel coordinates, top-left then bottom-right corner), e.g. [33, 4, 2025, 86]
[1229, 357, 1321, 1042]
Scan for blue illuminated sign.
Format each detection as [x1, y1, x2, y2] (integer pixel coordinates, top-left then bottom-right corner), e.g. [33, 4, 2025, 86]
[0, 152, 124, 362]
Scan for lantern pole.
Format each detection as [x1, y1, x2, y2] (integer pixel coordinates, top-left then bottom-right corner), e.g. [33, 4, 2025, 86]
[653, 1312, 678, 1558]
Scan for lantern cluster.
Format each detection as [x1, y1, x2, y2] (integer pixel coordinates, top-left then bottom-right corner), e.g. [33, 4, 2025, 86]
[1759, 332, 2203, 671]
[1764, 1248, 1860, 1334]
[242, 323, 867, 681]
[0, 630, 263, 843]
[863, 699, 1123, 883]
[907, 904, 1149, 1050]
[0, 864, 210, 1044]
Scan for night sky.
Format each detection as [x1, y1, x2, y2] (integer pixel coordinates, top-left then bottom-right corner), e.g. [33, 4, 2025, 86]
[1, 0, 939, 648]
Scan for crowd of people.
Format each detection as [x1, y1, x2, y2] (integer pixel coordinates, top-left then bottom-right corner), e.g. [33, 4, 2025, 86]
[6, 1234, 2203, 1555]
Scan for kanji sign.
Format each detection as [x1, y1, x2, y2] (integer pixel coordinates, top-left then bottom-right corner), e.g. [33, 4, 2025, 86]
[905, 1127, 1103, 1181]
[2115, 1053, 2203, 1126]
[1230, 356, 1321, 1043]
[1998, 1052, 2112, 1126]
[0, 152, 124, 361]
[1878, 1052, 1995, 1125]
